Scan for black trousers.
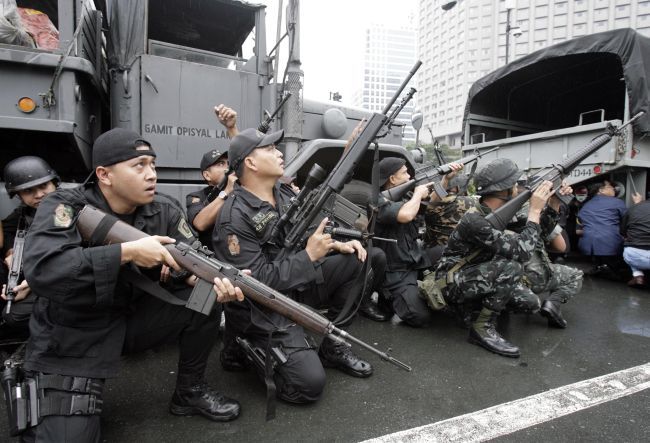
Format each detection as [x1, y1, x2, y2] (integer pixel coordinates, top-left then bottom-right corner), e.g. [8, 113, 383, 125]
[298, 248, 384, 326]
[22, 293, 222, 443]
[230, 250, 381, 403]
[123, 292, 222, 388]
[384, 269, 432, 327]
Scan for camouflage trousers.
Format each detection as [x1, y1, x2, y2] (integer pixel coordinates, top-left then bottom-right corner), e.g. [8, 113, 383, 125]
[442, 256, 537, 313]
[511, 260, 583, 312]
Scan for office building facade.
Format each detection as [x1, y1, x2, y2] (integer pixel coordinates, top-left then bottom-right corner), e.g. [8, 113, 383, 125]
[418, 0, 650, 147]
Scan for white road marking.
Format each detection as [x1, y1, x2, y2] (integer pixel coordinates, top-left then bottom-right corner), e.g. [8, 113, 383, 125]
[362, 362, 650, 443]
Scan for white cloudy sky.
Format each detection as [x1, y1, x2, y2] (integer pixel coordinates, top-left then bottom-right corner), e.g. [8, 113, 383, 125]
[258, 0, 418, 104]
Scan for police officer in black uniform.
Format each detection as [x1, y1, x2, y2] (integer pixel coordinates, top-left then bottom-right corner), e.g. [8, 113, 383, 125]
[20, 128, 241, 442]
[186, 147, 236, 248]
[212, 128, 376, 404]
[375, 157, 461, 327]
[1, 156, 59, 333]
[185, 104, 239, 249]
[185, 105, 248, 372]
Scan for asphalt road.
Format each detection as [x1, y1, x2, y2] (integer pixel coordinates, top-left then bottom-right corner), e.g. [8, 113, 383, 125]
[1, 261, 649, 442]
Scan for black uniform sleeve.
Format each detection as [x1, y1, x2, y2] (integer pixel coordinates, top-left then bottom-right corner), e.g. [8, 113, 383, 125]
[22, 191, 122, 308]
[213, 204, 318, 293]
[185, 192, 205, 227]
[377, 199, 402, 224]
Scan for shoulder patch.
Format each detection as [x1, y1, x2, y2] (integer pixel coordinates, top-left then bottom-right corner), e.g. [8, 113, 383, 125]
[227, 234, 240, 256]
[53, 204, 74, 228]
[191, 196, 201, 204]
[178, 218, 194, 239]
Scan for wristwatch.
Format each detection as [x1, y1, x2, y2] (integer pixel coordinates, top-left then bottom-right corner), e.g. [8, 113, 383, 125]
[218, 191, 228, 200]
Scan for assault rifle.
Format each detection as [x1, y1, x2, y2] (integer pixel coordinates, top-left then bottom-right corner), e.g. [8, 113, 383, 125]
[205, 93, 292, 203]
[486, 112, 644, 230]
[382, 146, 500, 202]
[271, 164, 397, 246]
[4, 230, 26, 315]
[274, 60, 422, 251]
[76, 205, 411, 372]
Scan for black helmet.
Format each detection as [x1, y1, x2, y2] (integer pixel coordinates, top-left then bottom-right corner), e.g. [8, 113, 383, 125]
[4, 156, 59, 197]
[473, 158, 520, 196]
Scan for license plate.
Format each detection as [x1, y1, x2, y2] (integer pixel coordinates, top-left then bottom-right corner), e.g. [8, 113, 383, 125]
[568, 165, 598, 180]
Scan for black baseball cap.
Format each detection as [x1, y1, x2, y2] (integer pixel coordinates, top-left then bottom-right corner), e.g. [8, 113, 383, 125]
[83, 128, 155, 184]
[379, 157, 406, 185]
[229, 128, 284, 174]
[92, 128, 155, 168]
[200, 148, 229, 171]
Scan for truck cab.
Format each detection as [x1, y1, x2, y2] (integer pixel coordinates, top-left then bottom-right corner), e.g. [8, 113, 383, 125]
[0, 0, 411, 213]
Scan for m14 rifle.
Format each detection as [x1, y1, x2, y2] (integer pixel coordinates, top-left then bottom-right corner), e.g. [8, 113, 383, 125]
[273, 60, 423, 251]
[4, 230, 26, 315]
[486, 112, 644, 230]
[75, 205, 411, 371]
[382, 146, 500, 202]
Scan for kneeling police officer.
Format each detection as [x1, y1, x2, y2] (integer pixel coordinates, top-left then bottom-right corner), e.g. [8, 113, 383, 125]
[15, 128, 241, 442]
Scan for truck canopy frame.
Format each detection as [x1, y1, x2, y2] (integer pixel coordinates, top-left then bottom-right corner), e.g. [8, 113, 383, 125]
[463, 28, 650, 144]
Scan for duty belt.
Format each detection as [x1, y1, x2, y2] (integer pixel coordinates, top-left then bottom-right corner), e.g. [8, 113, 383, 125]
[39, 391, 102, 416]
[37, 374, 104, 416]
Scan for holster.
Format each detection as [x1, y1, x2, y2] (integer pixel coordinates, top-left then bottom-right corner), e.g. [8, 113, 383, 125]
[2, 365, 104, 437]
[418, 272, 448, 311]
[418, 250, 481, 311]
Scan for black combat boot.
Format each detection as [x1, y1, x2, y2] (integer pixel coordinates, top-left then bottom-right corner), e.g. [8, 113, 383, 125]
[170, 382, 241, 422]
[318, 337, 373, 378]
[359, 301, 391, 322]
[540, 300, 567, 329]
[468, 308, 520, 358]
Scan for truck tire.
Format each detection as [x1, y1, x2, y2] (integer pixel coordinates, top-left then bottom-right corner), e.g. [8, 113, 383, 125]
[341, 179, 373, 210]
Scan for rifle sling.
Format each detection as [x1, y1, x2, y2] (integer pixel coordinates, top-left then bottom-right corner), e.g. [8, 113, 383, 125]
[120, 267, 186, 306]
[88, 212, 119, 247]
[436, 250, 481, 290]
[331, 142, 381, 325]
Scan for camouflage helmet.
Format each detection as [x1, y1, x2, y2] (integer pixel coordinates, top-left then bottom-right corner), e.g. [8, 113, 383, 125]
[4, 156, 59, 197]
[473, 158, 520, 196]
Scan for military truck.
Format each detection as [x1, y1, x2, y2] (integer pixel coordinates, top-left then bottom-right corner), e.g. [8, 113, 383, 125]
[460, 28, 650, 205]
[0, 0, 407, 215]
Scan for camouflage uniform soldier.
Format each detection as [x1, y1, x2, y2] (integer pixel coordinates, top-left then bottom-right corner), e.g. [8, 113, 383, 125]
[508, 202, 583, 328]
[426, 158, 554, 357]
[424, 187, 479, 247]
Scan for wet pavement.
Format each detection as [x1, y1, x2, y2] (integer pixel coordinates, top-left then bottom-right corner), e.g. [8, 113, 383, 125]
[1, 260, 649, 442]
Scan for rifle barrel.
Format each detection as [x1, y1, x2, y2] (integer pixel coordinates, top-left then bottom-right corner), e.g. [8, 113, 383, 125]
[76, 205, 412, 372]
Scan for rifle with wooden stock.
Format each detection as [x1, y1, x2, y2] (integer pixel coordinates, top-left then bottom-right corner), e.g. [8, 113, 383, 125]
[75, 205, 411, 372]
